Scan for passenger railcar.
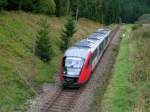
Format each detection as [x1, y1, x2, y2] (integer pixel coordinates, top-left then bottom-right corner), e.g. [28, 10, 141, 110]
[60, 28, 112, 87]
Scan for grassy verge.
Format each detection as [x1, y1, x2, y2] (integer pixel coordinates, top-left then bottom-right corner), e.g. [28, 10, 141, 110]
[100, 26, 130, 112]
[0, 11, 101, 111]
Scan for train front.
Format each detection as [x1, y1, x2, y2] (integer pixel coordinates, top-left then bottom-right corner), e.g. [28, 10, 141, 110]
[60, 47, 90, 87]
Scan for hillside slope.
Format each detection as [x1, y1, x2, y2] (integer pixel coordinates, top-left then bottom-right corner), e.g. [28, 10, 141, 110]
[0, 11, 100, 111]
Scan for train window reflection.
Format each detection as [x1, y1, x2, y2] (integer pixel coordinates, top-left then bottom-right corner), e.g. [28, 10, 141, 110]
[65, 57, 84, 69]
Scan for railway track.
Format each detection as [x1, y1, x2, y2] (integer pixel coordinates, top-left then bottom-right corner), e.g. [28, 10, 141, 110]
[37, 26, 121, 112]
[40, 88, 82, 112]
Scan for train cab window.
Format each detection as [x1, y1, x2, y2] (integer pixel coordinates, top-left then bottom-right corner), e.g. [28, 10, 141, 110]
[65, 57, 84, 69]
[63, 57, 85, 76]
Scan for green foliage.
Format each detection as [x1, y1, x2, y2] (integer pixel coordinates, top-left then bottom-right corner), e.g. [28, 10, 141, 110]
[0, 0, 7, 10]
[1, 0, 149, 23]
[35, 20, 52, 62]
[59, 16, 76, 52]
[33, 0, 56, 14]
[76, 0, 102, 21]
[120, 0, 146, 23]
[102, 0, 121, 24]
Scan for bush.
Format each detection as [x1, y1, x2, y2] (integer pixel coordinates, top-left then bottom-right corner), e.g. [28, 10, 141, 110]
[35, 20, 52, 62]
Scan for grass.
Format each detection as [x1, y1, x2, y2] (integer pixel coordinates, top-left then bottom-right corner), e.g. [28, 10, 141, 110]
[129, 24, 150, 112]
[95, 24, 150, 112]
[0, 11, 101, 111]
[100, 25, 130, 112]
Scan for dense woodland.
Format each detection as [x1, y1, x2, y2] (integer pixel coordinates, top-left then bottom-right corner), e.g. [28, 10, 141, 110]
[0, 0, 149, 24]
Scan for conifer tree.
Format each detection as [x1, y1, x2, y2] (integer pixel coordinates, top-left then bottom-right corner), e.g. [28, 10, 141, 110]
[59, 16, 76, 52]
[35, 20, 52, 62]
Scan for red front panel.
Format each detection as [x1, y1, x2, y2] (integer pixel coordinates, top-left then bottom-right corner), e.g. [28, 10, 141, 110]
[78, 51, 92, 84]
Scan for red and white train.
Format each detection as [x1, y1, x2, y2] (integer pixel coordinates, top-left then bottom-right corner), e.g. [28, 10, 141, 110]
[60, 28, 112, 87]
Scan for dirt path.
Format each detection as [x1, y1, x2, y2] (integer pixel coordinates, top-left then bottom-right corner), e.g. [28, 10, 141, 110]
[27, 27, 122, 112]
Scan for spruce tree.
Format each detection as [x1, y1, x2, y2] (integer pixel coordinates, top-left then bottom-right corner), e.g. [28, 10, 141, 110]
[59, 16, 76, 52]
[35, 20, 52, 62]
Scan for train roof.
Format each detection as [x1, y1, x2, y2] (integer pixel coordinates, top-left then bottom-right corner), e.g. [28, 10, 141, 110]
[74, 28, 111, 48]
[64, 47, 89, 59]
[64, 28, 111, 58]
